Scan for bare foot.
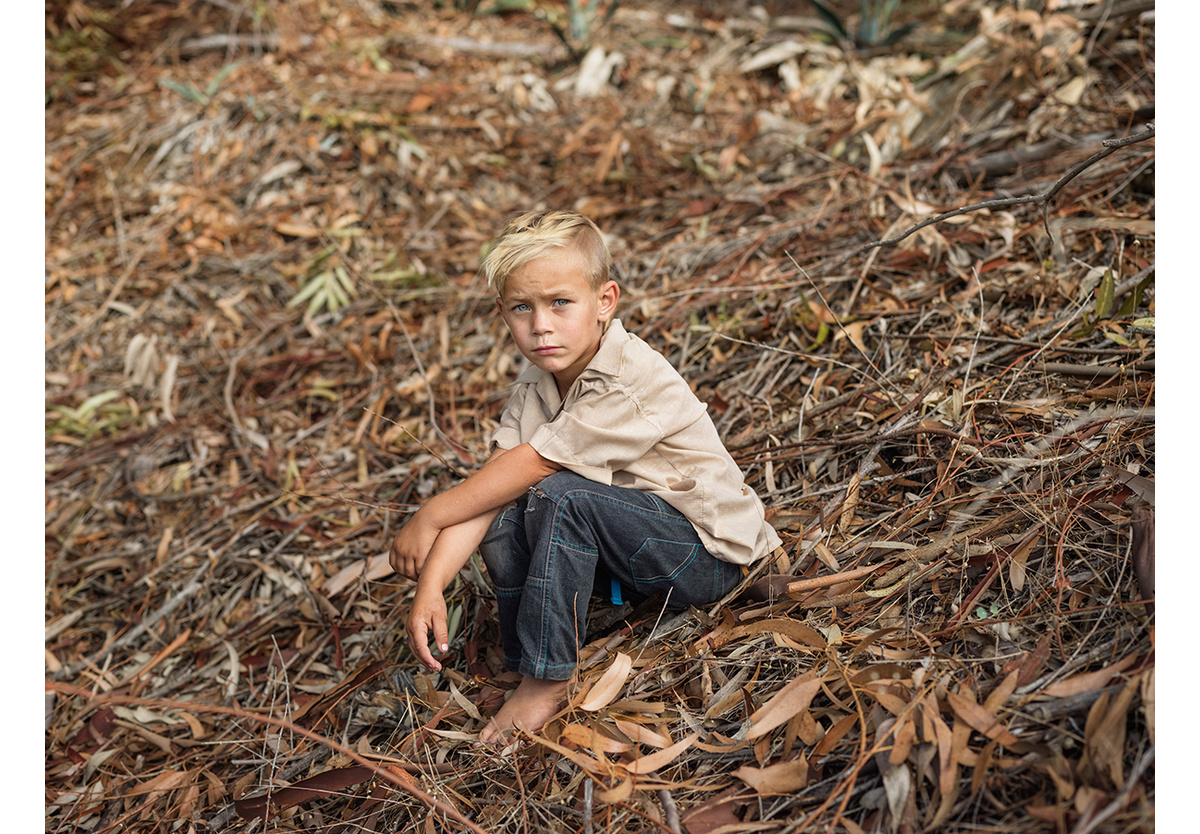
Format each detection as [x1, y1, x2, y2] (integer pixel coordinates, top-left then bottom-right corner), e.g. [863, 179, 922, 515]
[478, 675, 569, 744]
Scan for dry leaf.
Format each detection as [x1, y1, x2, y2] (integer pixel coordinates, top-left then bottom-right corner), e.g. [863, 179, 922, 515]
[623, 732, 700, 774]
[1042, 652, 1139, 699]
[746, 672, 823, 740]
[734, 757, 809, 795]
[612, 718, 671, 749]
[945, 689, 1019, 747]
[561, 722, 633, 755]
[579, 652, 633, 712]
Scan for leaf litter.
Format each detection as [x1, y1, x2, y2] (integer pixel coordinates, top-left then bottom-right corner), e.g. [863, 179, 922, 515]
[46, 1, 1153, 832]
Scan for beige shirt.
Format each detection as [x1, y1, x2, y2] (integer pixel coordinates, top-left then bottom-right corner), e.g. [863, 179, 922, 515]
[490, 319, 781, 566]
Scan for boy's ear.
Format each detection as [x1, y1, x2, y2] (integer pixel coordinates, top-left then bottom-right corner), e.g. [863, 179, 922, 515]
[596, 280, 620, 321]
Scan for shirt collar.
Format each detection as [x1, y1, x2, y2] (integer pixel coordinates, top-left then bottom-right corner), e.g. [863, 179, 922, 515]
[586, 318, 627, 377]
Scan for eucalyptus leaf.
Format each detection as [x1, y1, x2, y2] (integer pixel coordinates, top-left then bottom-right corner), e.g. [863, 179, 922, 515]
[1094, 269, 1115, 320]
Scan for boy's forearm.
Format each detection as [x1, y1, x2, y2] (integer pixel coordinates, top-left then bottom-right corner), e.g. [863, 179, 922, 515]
[416, 510, 500, 593]
[419, 443, 561, 533]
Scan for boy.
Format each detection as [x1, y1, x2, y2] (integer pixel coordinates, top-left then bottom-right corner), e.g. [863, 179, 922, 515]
[390, 210, 780, 743]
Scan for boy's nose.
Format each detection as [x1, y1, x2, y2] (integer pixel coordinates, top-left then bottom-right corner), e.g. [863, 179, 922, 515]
[532, 309, 552, 334]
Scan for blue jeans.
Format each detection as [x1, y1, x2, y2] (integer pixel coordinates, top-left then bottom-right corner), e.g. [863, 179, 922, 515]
[478, 471, 744, 681]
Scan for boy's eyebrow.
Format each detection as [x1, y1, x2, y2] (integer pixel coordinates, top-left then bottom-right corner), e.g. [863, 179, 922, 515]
[502, 283, 585, 302]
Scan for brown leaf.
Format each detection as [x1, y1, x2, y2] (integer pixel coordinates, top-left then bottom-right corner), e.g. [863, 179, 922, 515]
[528, 732, 609, 777]
[273, 221, 323, 238]
[235, 766, 376, 821]
[813, 712, 858, 759]
[292, 660, 391, 728]
[838, 472, 862, 535]
[579, 651, 632, 712]
[1006, 525, 1043, 592]
[889, 716, 916, 765]
[323, 553, 392, 596]
[680, 785, 754, 834]
[1042, 651, 1139, 699]
[733, 757, 810, 795]
[560, 722, 633, 755]
[623, 732, 700, 774]
[1000, 632, 1053, 688]
[594, 774, 634, 804]
[727, 617, 827, 650]
[850, 663, 913, 685]
[929, 698, 956, 796]
[1131, 504, 1154, 614]
[1080, 679, 1137, 789]
[984, 670, 1020, 713]
[946, 689, 1019, 747]
[746, 671, 823, 740]
[612, 718, 671, 749]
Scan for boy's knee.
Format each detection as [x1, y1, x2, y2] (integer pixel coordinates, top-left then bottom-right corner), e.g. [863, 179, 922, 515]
[480, 506, 524, 561]
[535, 470, 583, 492]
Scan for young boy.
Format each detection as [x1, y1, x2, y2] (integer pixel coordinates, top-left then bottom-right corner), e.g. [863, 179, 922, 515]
[389, 210, 780, 743]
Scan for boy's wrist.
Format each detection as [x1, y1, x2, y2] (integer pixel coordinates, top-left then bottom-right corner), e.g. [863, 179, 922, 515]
[415, 556, 456, 595]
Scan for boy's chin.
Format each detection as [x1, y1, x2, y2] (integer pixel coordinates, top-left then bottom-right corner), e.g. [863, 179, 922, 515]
[524, 353, 566, 372]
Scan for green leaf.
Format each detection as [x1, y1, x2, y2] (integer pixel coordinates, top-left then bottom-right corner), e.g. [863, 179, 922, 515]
[333, 265, 355, 295]
[1131, 317, 1155, 330]
[813, 321, 830, 348]
[1094, 269, 1115, 320]
[290, 264, 358, 317]
[75, 390, 122, 420]
[288, 274, 325, 308]
[205, 60, 241, 98]
[476, 0, 533, 14]
[809, 0, 850, 41]
[158, 77, 207, 104]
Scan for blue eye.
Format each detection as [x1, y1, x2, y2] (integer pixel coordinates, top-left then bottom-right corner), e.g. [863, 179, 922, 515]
[553, 298, 570, 307]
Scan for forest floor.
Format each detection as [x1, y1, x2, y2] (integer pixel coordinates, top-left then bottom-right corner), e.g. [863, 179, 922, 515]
[45, 1, 1155, 832]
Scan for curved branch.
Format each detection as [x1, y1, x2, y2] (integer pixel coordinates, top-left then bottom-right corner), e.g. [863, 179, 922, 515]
[842, 124, 1155, 262]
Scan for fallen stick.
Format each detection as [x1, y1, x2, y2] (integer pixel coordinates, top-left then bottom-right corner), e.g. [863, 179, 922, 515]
[46, 682, 489, 834]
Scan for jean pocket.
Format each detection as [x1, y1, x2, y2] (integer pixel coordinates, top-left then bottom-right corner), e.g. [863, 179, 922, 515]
[628, 538, 700, 587]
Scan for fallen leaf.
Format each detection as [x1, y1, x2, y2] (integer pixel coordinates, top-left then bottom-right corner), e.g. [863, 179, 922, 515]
[1042, 651, 1140, 699]
[561, 722, 633, 755]
[323, 554, 392, 596]
[946, 689, 1019, 747]
[746, 671, 823, 740]
[235, 766, 376, 820]
[734, 757, 809, 794]
[727, 618, 827, 649]
[612, 718, 671, 749]
[274, 221, 323, 238]
[579, 652, 632, 712]
[623, 732, 699, 774]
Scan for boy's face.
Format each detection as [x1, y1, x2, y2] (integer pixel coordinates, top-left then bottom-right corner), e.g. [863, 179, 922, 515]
[497, 252, 619, 396]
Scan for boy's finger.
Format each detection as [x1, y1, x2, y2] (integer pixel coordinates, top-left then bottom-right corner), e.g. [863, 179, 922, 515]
[433, 619, 450, 655]
[409, 623, 440, 670]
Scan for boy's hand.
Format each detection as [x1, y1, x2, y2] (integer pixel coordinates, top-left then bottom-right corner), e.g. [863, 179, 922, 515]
[406, 586, 450, 672]
[389, 513, 441, 580]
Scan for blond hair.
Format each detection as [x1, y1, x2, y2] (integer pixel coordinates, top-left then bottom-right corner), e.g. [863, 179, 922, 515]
[482, 210, 611, 297]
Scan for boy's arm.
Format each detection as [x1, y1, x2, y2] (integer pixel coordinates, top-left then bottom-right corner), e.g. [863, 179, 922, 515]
[406, 509, 499, 670]
[389, 443, 561, 577]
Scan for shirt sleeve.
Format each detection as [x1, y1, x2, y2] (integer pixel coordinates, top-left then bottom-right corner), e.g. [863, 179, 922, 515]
[527, 378, 694, 484]
[489, 383, 529, 452]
